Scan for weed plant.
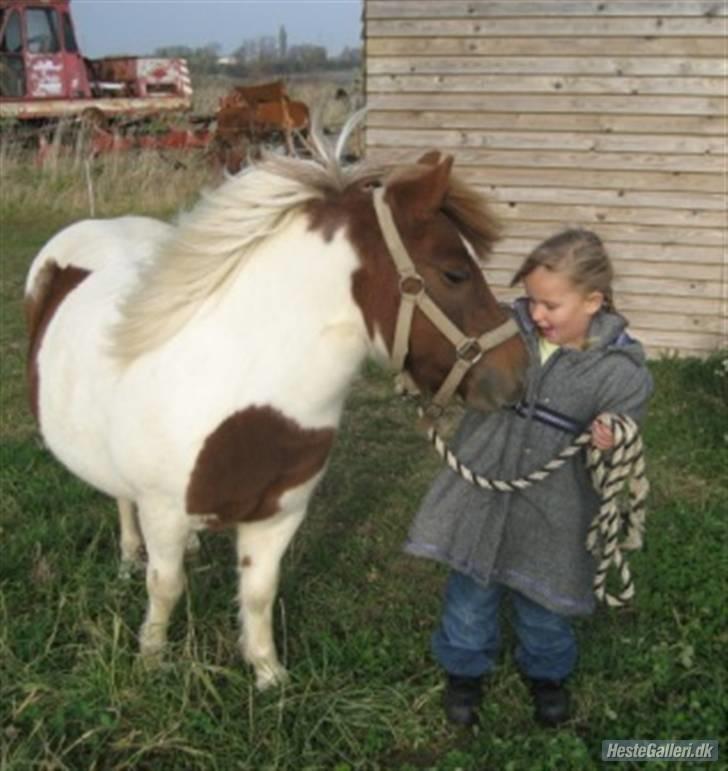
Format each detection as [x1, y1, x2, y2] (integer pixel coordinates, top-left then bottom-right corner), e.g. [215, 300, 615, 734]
[0, 137, 725, 769]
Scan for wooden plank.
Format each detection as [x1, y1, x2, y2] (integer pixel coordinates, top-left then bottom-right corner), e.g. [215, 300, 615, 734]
[488, 201, 725, 228]
[488, 256, 722, 285]
[486, 269, 723, 298]
[484, 186, 725, 212]
[366, 145, 722, 173]
[366, 18, 725, 37]
[495, 239, 725, 265]
[459, 167, 724, 195]
[367, 55, 727, 77]
[366, 2, 727, 19]
[366, 109, 726, 136]
[366, 93, 724, 116]
[612, 311, 723, 334]
[614, 277, 721, 300]
[613, 293, 724, 317]
[366, 127, 724, 155]
[497, 221, 725, 247]
[628, 329, 725, 352]
[489, 253, 722, 280]
[485, 267, 723, 295]
[367, 74, 726, 97]
[366, 36, 728, 57]
[642, 344, 718, 358]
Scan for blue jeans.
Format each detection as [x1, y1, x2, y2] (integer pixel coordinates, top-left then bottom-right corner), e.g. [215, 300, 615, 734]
[432, 571, 577, 681]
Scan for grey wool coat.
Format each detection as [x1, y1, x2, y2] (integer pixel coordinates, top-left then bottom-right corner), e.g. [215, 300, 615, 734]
[405, 298, 654, 616]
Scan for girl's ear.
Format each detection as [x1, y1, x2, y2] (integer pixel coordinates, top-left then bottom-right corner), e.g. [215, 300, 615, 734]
[585, 290, 605, 315]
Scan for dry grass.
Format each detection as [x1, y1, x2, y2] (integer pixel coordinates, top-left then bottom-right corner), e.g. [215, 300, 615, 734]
[0, 122, 221, 222]
[0, 71, 362, 223]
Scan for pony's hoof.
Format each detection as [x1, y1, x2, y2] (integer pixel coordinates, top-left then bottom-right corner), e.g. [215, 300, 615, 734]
[118, 557, 144, 580]
[139, 625, 167, 661]
[254, 662, 289, 691]
[185, 531, 201, 556]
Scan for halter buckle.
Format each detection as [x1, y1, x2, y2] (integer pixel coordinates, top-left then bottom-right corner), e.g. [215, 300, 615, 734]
[399, 273, 425, 297]
[456, 338, 484, 365]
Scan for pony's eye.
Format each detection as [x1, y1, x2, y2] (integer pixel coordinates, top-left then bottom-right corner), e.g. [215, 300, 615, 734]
[443, 268, 471, 285]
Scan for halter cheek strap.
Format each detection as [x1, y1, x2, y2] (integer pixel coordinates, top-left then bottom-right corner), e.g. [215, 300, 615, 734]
[372, 186, 519, 416]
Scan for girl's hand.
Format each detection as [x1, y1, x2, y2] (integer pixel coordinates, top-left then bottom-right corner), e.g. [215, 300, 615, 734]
[591, 414, 615, 451]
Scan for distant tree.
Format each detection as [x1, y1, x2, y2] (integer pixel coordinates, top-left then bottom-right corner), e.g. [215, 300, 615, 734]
[287, 43, 327, 70]
[154, 42, 221, 75]
[232, 39, 257, 64]
[336, 46, 362, 66]
[228, 34, 361, 75]
[278, 25, 287, 58]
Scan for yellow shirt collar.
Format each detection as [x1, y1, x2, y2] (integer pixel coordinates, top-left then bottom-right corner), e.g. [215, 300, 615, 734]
[539, 336, 560, 363]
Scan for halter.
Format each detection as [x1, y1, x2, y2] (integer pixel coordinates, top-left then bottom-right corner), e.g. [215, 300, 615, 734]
[372, 186, 520, 419]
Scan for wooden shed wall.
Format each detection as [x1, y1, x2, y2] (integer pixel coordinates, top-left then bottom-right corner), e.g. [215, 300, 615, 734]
[363, 0, 727, 357]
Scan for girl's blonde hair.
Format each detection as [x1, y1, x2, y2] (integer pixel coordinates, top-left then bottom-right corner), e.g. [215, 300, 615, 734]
[510, 229, 616, 312]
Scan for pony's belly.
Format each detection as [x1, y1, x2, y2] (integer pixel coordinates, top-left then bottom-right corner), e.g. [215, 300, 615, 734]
[41, 424, 132, 501]
[38, 353, 134, 500]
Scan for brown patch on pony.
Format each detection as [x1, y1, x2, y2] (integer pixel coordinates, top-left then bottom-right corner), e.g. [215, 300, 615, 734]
[240, 555, 253, 567]
[25, 260, 91, 421]
[186, 405, 335, 528]
[303, 179, 399, 349]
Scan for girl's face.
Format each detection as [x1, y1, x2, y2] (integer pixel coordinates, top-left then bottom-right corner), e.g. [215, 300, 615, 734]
[524, 266, 604, 348]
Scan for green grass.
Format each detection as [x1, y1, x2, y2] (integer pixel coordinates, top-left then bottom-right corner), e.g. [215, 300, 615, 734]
[1, 205, 726, 770]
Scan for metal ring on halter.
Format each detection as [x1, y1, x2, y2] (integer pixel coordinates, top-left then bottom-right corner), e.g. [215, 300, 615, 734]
[399, 273, 425, 297]
[456, 338, 484, 364]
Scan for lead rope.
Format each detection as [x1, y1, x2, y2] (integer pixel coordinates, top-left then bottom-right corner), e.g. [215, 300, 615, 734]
[419, 409, 649, 607]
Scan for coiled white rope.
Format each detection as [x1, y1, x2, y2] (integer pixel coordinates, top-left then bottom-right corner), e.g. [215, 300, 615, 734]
[420, 410, 649, 607]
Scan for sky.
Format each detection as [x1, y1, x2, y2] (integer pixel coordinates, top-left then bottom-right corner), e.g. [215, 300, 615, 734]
[71, 0, 363, 58]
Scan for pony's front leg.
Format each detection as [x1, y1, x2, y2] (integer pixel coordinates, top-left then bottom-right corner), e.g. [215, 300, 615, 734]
[136, 500, 190, 657]
[117, 498, 144, 579]
[236, 507, 307, 690]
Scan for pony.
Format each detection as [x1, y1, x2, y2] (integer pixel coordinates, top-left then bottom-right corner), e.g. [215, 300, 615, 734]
[24, 118, 527, 689]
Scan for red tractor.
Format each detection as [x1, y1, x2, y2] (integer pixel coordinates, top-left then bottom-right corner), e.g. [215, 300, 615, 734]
[0, 0, 192, 120]
[0, 0, 311, 163]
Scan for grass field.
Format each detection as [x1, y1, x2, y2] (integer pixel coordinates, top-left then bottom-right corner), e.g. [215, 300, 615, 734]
[1, 143, 726, 770]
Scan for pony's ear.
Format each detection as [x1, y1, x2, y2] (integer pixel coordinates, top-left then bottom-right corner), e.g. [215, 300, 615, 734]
[385, 155, 454, 222]
[417, 150, 441, 166]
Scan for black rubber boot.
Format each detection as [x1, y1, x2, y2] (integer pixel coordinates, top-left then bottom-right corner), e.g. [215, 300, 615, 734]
[528, 678, 570, 726]
[442, 674, 483, 727]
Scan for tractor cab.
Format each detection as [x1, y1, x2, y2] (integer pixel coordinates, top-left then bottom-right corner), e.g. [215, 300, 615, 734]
[0, 0, 90, 100]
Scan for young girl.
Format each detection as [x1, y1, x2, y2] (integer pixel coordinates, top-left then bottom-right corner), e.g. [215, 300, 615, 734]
[405, 229, 653, 727]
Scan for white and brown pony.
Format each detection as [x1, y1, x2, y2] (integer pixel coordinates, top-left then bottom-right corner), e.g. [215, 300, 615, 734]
[25, 121, 527, 688]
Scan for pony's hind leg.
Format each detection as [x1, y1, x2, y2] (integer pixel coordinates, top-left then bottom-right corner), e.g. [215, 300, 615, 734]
[117, 498, 144, 579]
[236, 508, 307, 690]
[136, 499, 190, 658]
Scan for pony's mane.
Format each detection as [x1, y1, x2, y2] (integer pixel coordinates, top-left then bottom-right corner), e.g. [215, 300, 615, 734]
[111, 112, 382, 363]
[440, 173, 501, 261]
[111, 113, 499, 364]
